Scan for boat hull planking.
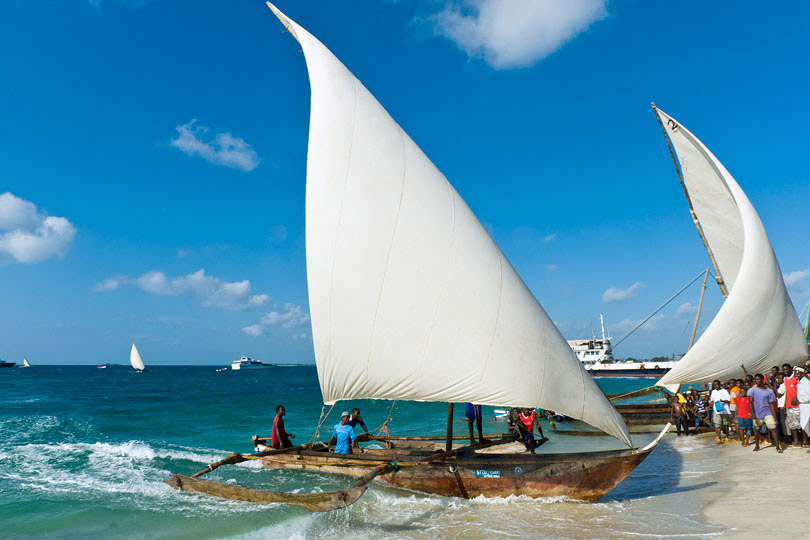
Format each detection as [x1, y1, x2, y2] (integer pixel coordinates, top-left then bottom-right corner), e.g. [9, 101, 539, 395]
[260, 447, 652, 502]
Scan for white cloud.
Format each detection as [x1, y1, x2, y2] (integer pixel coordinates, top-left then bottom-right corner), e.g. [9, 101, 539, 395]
[170, 119, 259, 172]
[543, 233, 557, 243]
[602, 281, 645, 303]
[546, 264, 558, 271]
[261, 303, 311, 328]
[242, 324, 265, 337]
[92, 278, 121, 292]
[243, 303, 311, 337]
[674, 302, 697, 319]
[431, 0, 608, 69]
[292, 333, 310, 341]
[119, 269, 269, 310]
[784, 269, 810, 287]
[0, 192, 76, 263]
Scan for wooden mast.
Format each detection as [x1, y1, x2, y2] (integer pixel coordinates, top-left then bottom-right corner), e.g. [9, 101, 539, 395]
[651, 103, 729, 298]
[688, 269, 710, 349]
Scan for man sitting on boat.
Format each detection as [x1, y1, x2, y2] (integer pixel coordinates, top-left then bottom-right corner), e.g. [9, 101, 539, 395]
[517, 408, 548, 454]
[328, 412, 358, 454]
[348, 408, 369, 434]
[271, 405, 294, 449]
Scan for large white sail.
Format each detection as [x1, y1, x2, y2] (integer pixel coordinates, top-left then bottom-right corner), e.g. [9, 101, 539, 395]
[130, 344, 145, 371]
[267, 4, 631, 446]
[23, 358, 31, 368]
[654, 108, 807, 390]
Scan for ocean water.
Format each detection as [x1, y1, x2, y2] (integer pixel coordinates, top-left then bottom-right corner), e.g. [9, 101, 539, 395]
[0, 366, 728, 539]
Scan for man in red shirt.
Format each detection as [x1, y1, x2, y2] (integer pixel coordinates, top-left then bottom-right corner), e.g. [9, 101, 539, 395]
[781, 363, 801, 447]
[271, 405, 294, 449]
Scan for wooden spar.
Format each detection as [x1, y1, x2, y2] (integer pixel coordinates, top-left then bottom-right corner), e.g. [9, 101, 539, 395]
[190, 444, 321, 479]
[445, 403, 454, 452]
[165, 474, 368, 512]
[804, 302, 810, 339]
[608, 385, 661, 403]
[688, 269, 710, 349]
[366, 433, 508, 442]
[651, 103, 729, 297]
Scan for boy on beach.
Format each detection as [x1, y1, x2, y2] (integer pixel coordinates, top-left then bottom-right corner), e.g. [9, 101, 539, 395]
[748, 374, 783, 453]
[735, 386, 753, 447]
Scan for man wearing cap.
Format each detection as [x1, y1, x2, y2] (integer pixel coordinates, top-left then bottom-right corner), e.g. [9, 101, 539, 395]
[793, 365, 810, 445]
[328, 411, 358, 454]
[782, 364, 801, 447]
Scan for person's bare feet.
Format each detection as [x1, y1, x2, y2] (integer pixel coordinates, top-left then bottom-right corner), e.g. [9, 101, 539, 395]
[753, 446, 760, 451]
[776, 446, 784, 453]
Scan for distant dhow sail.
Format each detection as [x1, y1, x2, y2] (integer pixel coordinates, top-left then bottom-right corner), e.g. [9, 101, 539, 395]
[22, 358, 31, 368]
[653, 106, 807, 390]
[267, 3, 631, 446]
[130, 344, 145, 372]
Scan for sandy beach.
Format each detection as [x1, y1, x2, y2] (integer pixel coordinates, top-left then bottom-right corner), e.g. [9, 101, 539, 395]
[702, 434, 810, 538]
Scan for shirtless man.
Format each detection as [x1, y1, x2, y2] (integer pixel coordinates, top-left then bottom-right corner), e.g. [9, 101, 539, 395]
[669, 394, 690, 436]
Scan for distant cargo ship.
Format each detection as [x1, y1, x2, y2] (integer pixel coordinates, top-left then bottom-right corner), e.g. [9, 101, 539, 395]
[568, 315, 677, 378]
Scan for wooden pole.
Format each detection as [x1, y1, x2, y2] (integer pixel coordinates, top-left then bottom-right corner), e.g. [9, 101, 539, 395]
[688, 269, 710, 349]
[445, 403, 454, 452]
[651, 103, 728, 297]
[804, 301, 810, 340]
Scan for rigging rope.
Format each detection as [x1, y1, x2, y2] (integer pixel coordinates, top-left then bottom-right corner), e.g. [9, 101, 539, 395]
[612, 269, 707, 349]
[308, 403, 335, 444]
[371, 401, 397, 437]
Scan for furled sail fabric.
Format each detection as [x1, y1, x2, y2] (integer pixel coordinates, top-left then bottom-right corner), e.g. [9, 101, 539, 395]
[267, 3, 631, 446]
[654, 108, 807, 390]
[130, 344, 145, 371]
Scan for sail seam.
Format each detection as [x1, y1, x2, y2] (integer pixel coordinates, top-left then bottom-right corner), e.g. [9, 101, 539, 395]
[363, 127, 408, 386]
[323, 75, 358, 401]
[475, 253, 504, 392]
[418, 177, 457, 383]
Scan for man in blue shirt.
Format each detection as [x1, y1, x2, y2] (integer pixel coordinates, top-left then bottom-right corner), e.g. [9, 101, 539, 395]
[329, 411, 357, 454]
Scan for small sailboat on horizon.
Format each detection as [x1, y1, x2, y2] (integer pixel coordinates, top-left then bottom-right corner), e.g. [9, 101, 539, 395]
[130, 344, 145, 372]
[19, 357, 31, 368]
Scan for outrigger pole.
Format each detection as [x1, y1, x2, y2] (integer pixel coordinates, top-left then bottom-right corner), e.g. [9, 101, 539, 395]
[651, 103, 729, 298]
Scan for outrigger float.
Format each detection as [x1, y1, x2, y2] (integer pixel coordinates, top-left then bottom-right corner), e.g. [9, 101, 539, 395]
[166, 3, 670, 511]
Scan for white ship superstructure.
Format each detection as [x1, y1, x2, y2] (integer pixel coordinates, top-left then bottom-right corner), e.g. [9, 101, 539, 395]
[230, 356, 273, 370]
[570, 315, 677, 377]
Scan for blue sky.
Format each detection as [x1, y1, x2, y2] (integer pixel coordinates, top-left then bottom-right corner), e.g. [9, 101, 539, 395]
[1, 0, 808, 365]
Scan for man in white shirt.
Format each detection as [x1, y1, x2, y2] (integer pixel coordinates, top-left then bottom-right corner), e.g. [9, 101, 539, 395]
[710, 379, 731, 443]
[794, 366, 810, 444]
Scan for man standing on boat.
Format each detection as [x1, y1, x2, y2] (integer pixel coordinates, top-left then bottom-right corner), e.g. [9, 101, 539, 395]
[464, 403, 485, 446]
[328, 412, 357, 454]
[348, 408, 369, 434]
[271, 405, 294, 449]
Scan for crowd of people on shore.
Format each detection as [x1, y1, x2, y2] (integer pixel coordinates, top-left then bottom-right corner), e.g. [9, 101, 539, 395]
[669, 362, 810, 454]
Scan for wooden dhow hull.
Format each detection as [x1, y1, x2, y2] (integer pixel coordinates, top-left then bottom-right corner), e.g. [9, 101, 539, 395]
[259, 444, 656, 502]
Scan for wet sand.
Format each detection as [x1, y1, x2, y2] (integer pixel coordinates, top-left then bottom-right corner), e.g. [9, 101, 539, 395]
[702, 434, 810, 537]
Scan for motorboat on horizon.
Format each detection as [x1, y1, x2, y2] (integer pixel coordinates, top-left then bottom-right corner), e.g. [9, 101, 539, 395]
[230, 356, 273, 370]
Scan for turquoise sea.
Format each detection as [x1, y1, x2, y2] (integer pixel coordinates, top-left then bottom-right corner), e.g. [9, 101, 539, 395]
[1, 366, 728, 539]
